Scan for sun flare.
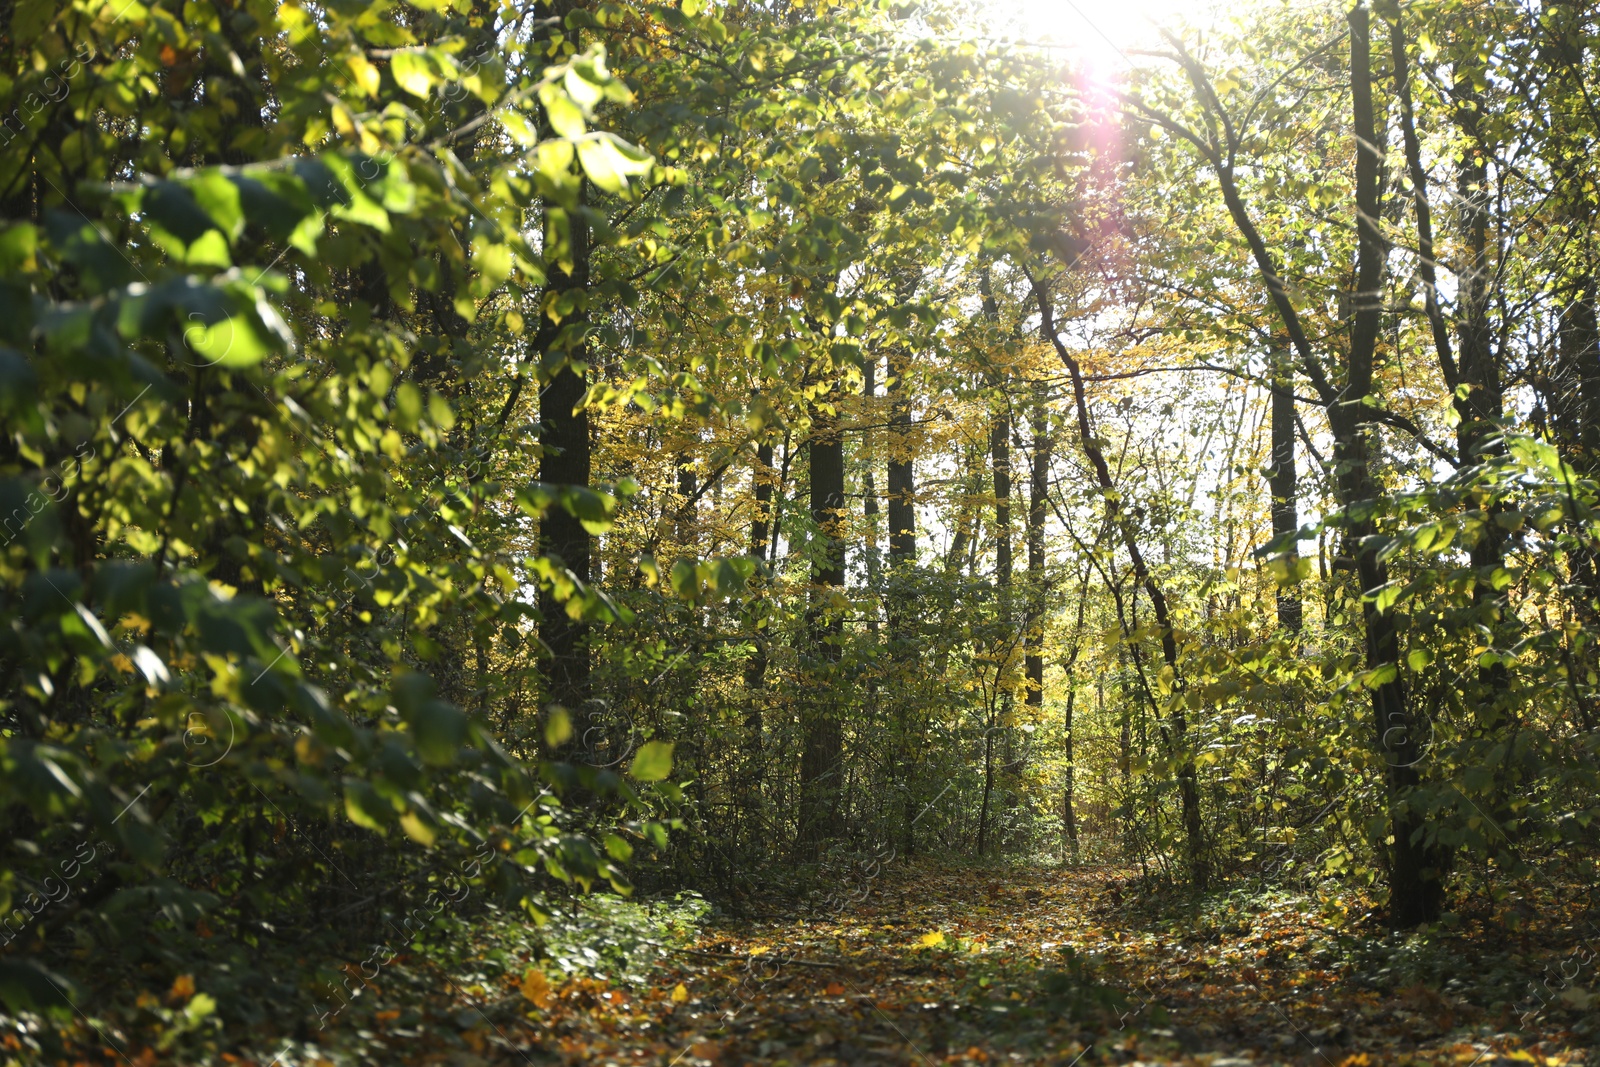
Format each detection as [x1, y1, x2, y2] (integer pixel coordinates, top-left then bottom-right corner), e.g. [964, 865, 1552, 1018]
[993, 0, 1225, 71]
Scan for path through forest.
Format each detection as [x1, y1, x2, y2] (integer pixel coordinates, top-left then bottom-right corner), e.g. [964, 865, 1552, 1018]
[272, 864, 1590, 1067]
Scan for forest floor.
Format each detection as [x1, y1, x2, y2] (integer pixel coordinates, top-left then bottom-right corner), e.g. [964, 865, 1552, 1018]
[30, 862, 1600, 1065]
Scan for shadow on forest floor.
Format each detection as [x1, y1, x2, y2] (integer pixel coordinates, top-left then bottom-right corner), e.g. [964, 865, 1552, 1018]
[23, 861, 1599, 1065]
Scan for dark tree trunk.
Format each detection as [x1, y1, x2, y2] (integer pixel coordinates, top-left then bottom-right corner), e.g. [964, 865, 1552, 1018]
[989, 400, 1019, 852]
[745, 439, 775, 694]
[744, 440, 775, 750]
[979, 267, 1019, 853]
[885, 349, 919, 852]
[862, 355, 882, 614]
[887, 351, 917, 568]
[798, 396, 846, 857]
[676, 454, 697, 544]
[1348, 6, 1446, 926]
[1267, 346, 1301, 633]
[1026, 386, 1051, 720]
[538, 196, 593, 761]
[1061, 564, 1090, 861]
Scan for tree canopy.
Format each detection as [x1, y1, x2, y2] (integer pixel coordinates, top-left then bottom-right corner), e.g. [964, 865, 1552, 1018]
[3, 0, 1600, 1060]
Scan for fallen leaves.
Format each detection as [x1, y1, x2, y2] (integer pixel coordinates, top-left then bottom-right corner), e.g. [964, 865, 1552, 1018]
[520, 968, 553, 1008]
[39, 861, 1583, 1067]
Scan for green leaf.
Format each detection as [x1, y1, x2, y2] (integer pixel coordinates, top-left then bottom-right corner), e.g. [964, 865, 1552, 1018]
[409, 700, 468, 765]
[392, 51, 436, 98]
[471, 237, 512, 298]
[190, 170, 245, 240]
[399, 808, 438, 847]
[544, 705, 573, 748]
[0, 223, 38, 272]
[394, 381, 423, 429]
[500, 109, 540, 147]
[1370, 581, 1403, 614]
[344, 780, 391, 831]
[543, 89, 586, 139]
[1363, 663, 1398, 689]
[0, 959, 79, 1018]
[577, 134, 652, 195]
[561, 485, 617, 534]
[428, 390, 455, 430]
[629, 740, 674, 782]
[184, 311, 271, 368]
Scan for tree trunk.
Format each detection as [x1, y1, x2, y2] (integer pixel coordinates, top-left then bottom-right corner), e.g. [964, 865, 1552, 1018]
[862, 355, 882, 616]
[1061, 564, 1090, 861]
[744, 439, 775, 752]
[1347, 5, 1445, 926]
[1026, 386, 1051, 723]
[675, 453, 697, 545]
[798, 395, 846, 858]
[886, 348, 919, 853]
[990, 402, 1018, 847]
[888, 351, 917, 568]
[1267, 345, 1301, 633]
[538, 194, 593, 762]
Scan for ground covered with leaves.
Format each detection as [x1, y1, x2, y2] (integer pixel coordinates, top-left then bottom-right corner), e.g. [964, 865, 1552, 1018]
[12, 863, 1599, 1066]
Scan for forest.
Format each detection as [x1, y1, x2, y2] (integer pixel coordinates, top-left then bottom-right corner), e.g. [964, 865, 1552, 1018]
[2, 0, 1599, 1062]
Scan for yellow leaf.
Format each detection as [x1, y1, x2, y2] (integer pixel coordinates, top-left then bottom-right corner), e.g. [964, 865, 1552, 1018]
[168, 974, 195, 1001]
[918, 931, 945, 947]
[521, 968, 553, 1008]
[399, 809, 436, 847]
[670, 982, 688, 1003]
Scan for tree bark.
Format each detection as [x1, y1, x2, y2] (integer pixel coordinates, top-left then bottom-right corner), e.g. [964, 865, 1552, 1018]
[798, 394, 846, 858]
[862, 355, 882, 615]
[886, 348, 919, 852]
[744, 439, 775, 745]
[1025, 385, 1050, 733]
[1268, 345, 1301, 634]
[1347, 5, 1445, 926]
[538, 194, 593, 762]
[887, 351, 917, 569]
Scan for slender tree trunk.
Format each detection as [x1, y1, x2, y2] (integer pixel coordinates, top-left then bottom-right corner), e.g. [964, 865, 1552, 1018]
[676, 453, 697, 545]
[887, 352, 917, 568]
[1543, 0, 1600, 464]
[980, 269, 1021, 851]
[944, 457, 976, 576]
[886, 349, 919, 853]
[1267, 345, 1301, 633]
[990, 402, 1019, 847]
[978, 702, 996, 858]
[1452, 69, 1514, 719]
[1061, 687, 1078, 856]
[1061, 563, 1090, 861]
[538, 193, 593, 761]
[744, 439, 775, 750]
[798, 394, 846, 858]
[862, 355, 882, 619]
[1347, 5, 1446, 926]
[1026, 386, 1051, 725]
